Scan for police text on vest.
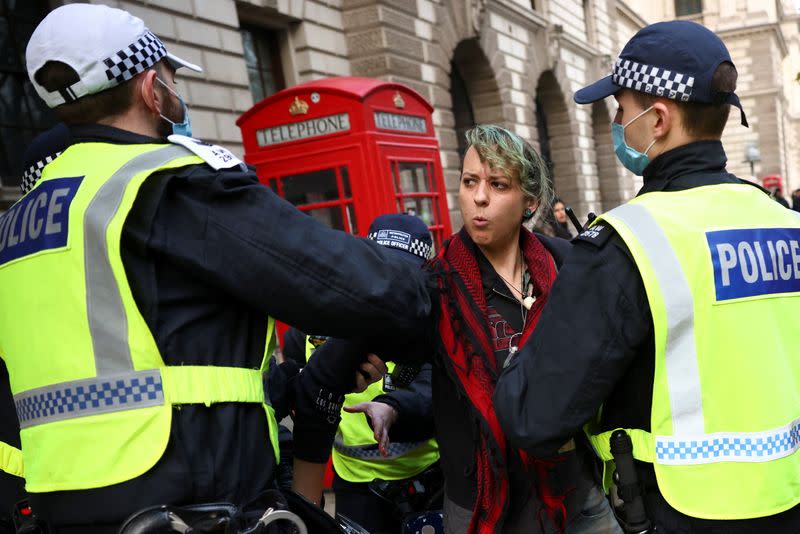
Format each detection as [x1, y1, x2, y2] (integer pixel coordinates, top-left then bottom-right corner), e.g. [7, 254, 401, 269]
[707, 228, 800, 301]
[0, 177, 82, 267]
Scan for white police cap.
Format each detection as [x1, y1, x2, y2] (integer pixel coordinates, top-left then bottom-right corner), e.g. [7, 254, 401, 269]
[26, 3, 201, 109]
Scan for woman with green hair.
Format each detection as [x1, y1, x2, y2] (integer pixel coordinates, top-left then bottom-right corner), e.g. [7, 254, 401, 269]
[414, 124, 617, 533]
[296, 124, 618, 533]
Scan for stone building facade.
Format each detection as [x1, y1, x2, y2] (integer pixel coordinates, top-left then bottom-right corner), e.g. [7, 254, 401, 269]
[2, 0, 799, 219]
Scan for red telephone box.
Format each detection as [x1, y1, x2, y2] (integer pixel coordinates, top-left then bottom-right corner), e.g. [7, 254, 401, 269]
[236, 77, 452, 247]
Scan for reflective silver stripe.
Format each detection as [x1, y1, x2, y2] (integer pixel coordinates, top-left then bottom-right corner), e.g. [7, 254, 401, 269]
[655, 417, 800, 465]
[14, 369, 164, 429]
[333, 434, 428, 460]
[84, 145, 189, 374]
[606, 203, 704, 435]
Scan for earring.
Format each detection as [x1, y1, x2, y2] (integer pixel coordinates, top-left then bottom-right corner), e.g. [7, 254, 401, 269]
[523, 208, 534, 219]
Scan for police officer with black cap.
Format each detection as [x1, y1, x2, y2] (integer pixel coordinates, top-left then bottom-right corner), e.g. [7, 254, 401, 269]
[494, 20, 800, 532]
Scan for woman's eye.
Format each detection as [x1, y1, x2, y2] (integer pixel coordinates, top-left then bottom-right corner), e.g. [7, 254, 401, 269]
[462, 177, 475, 186]
[492, 181, 509, 190]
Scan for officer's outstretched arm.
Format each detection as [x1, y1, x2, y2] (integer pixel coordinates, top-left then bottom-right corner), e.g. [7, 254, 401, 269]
[164, 167, 432, 338]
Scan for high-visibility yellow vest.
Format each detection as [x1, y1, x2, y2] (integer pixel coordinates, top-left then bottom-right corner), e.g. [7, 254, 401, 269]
[0, 142, 279, 493]
[304, 336, 439, 483]
[0, 441, 23, 478]
[586, 184, 800, 520]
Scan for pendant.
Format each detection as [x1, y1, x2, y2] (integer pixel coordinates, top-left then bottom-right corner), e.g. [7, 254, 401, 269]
[523, 295, 536, 310]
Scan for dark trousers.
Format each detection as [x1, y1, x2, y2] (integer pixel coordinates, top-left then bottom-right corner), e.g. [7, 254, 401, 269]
[332, 471, 398, 534]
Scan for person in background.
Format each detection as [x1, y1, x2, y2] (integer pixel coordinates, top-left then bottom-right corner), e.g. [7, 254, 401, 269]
[771, 186, 790, 208]
[792, 188, 800, 213]
[550, 198, 573, 239]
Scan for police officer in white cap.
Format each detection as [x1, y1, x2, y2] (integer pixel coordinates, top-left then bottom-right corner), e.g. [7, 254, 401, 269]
[495, 20, 800, 532]
[1, 4, 430, 531]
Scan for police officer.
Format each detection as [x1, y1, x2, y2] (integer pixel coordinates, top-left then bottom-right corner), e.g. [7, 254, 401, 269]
[494, 21, 800, 532]
[287, 214, 440, 533]
[2, 4, 429, 532]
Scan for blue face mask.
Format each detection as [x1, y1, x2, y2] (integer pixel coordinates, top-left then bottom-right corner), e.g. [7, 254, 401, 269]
[612, 106, 656, 176]
[156, 77, 192, 137]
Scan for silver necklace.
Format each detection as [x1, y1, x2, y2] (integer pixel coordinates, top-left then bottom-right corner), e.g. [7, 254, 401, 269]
[494, 250, 537, 364]
[495, 250, 536, 310]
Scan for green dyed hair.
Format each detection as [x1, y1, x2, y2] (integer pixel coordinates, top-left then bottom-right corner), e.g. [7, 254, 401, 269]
[463, 124, 554, 212]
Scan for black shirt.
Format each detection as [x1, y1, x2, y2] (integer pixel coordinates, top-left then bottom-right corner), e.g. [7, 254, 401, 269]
[8, 124, 431, 527]
[494, 141, 800, 530]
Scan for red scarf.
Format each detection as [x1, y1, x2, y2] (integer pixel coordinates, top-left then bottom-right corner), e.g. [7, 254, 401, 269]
[428, 228, 567, 534]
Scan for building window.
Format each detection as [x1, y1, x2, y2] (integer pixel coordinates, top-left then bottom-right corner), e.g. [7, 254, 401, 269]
[0, 0, 57, 190]
[675, 0, 702, 16]
[240, 25, 285, 104]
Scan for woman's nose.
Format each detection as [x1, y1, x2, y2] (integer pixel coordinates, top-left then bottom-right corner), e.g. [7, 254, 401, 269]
[474, 181, 489, 205]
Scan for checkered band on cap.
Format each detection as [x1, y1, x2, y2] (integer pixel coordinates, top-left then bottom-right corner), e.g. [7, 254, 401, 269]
[103, 30, 166, 84]
[613, 57, 695, 102]
[21, 152, 61, 194]
[368, 231, 432, 260]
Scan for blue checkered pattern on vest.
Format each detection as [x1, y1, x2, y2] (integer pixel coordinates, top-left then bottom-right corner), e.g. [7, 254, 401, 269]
[15, 373, 164, 428]
[655, 420, 800, 465]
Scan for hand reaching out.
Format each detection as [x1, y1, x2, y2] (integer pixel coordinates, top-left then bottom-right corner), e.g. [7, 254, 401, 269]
[344, 401, 398, 457]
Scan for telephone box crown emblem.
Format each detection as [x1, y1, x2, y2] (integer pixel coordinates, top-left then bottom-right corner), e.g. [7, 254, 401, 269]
[289, 97, 309, 115]
[393, 92, 405, 109]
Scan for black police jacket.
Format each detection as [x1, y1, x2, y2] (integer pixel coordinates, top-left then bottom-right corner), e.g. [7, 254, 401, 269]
[494, 140, 800, 531]
[8, 124, 431, 528]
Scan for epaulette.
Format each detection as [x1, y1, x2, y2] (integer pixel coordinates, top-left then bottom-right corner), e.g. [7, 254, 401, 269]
[574, 222, 615, 248]
[168, 134, 243, 170]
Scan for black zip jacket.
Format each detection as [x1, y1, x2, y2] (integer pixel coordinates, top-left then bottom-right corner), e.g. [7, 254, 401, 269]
[6, 124, 431, 529]
[494, 141, 800, 531]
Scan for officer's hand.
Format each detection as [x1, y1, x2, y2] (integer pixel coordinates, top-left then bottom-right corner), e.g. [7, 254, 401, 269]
[344, 401, 398, 457]
[353, 353, 387, 393]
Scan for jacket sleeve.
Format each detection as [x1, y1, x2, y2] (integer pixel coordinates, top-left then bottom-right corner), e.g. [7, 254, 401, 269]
[291, 338, 363, 463]
[372, 364, 435, 442]
[146, 165, 432, 338]
[493, 233, 653, 457]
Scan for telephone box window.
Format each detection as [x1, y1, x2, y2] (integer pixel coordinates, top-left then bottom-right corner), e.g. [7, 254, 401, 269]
[392, 161, 443, 247]
[270, 166, 357, 234]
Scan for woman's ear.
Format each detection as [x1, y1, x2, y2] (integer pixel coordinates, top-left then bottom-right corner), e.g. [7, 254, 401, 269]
[522, 198, 538, 220]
